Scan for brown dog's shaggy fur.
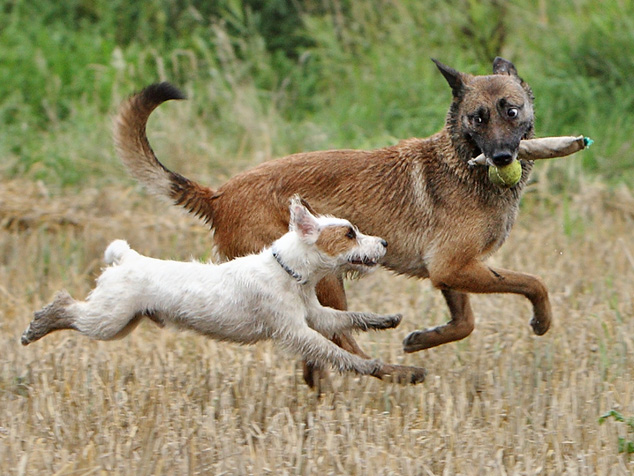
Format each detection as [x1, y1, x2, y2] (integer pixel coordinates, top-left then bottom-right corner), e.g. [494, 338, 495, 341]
[114, 57, 551, 386]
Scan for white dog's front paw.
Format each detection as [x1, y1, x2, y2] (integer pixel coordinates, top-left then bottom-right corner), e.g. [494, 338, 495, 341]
[369, 313, 402, 330]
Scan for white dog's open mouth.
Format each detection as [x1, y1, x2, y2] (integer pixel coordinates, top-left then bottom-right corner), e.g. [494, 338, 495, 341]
[348, 256, 380, 268]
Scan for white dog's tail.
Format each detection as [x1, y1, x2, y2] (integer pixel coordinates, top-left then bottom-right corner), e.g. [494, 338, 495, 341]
[104, 240, 132, 265]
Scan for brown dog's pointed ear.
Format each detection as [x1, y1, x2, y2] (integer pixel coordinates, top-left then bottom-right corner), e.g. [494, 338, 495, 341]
[493, 57, 519, 77]
[432, 58, 464, 97]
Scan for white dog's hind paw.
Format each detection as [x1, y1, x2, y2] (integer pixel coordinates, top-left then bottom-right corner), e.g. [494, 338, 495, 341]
[21, 290, 75, 345]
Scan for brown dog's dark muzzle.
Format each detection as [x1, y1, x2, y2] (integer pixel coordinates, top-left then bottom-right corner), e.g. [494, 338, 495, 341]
[491, 150, 515, 166]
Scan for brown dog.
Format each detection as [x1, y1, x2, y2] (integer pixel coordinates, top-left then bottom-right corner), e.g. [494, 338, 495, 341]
[114, 57, 551, 386]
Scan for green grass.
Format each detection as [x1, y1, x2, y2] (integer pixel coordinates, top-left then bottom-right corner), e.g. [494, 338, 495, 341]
[1, 0, 632, 187]
[600, 410, 634, 454]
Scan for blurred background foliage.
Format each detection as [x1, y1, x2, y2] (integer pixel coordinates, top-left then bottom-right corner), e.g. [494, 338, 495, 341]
[0, 0, 632, 186]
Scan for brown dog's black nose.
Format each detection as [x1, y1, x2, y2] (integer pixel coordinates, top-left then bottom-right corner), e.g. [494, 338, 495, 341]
[492, 151, 514, 166]
[380, 239, 388, 248]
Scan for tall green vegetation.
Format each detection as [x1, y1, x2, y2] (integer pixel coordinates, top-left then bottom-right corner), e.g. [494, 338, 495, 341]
[1, 0, 632, 186]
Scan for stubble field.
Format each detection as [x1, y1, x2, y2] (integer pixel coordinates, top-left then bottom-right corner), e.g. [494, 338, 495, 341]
[1, 175, 633, 475]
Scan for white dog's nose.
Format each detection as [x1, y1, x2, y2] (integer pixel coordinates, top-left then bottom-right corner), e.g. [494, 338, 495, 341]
[380, 239, 388, 248]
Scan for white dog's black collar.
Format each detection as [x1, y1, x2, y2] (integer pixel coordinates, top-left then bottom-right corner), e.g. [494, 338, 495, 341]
[271, 249, 307, 285]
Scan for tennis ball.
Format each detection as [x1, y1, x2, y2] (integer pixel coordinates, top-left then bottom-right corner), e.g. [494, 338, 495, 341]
[488, 160, 522, 188]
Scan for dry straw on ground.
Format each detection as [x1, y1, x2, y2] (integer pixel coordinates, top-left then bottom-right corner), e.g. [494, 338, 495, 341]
[1, 178, 633, 475]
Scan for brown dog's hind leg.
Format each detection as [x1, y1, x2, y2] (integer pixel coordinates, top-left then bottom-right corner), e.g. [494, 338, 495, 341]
[302, 274, 352, 390]
[315, 274, 371, 356]
[403, 289, 475, 353]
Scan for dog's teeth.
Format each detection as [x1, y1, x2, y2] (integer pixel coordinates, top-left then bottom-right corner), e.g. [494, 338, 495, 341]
[348, 256, 380, 267]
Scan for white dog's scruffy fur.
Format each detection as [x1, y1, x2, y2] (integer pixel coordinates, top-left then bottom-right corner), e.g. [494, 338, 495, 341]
[22, 198, 426, 384]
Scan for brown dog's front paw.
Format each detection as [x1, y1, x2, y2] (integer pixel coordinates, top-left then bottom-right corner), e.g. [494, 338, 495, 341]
[402, 328, 443, 353]
[530, 315, 550, 336]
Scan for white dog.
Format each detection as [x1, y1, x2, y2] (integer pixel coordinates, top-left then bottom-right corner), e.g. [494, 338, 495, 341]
[22, 198, 426, 383]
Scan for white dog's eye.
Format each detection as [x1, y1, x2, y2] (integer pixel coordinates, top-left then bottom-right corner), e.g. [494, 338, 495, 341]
[507, 107, 519, 118]
[345, 227, 357, 240]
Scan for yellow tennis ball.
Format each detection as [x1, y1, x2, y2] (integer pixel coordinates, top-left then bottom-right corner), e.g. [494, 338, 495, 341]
[488, 160, 522, 188]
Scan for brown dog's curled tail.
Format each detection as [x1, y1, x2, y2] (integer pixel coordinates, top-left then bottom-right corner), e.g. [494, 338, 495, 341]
[114, 83, 217, 225]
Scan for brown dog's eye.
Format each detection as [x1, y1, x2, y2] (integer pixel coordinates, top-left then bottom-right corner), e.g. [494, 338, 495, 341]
[507, 107, 519, 118]
[346, 227, 357, 239]
[470, 113, 485, 126]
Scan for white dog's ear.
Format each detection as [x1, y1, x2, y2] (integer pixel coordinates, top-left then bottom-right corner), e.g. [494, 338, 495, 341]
[289, 197, 320, 242]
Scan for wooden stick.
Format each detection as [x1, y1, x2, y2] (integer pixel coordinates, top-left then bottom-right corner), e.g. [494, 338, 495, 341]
[468, 136, 592, 166]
